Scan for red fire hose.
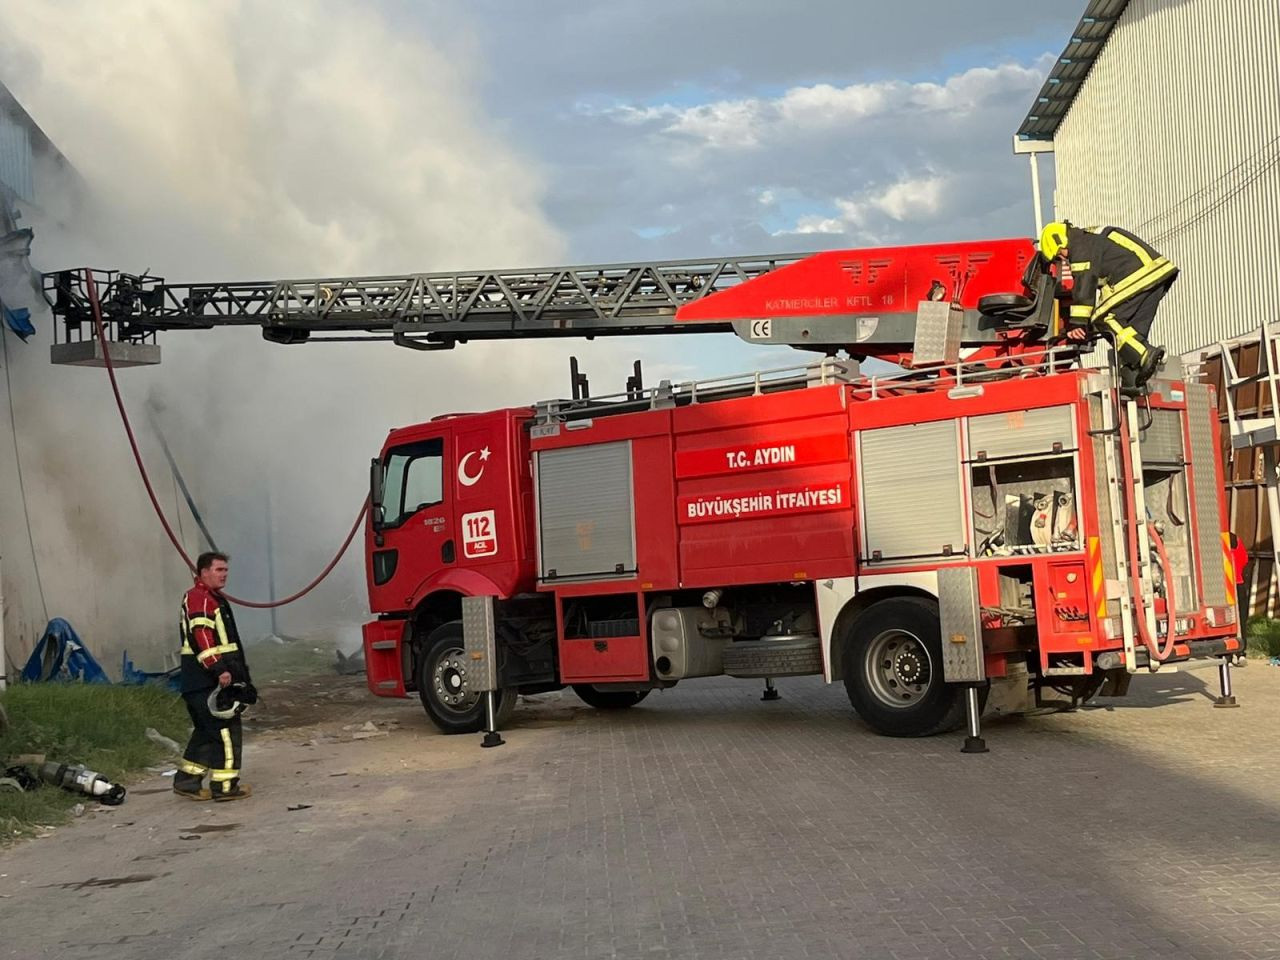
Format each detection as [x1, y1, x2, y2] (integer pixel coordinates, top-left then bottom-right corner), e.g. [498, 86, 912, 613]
[1146, 520, 1178, 662]
[1115, 399, 1175, 662]
[84, 270, 367, 609]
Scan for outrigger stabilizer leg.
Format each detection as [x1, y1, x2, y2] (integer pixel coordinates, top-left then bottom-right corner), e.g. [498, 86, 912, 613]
[1214, 658, 1240, 709]
[761, 677, 781, 701]
[481, 690, 506, 747]
[961, 685, 989, 754]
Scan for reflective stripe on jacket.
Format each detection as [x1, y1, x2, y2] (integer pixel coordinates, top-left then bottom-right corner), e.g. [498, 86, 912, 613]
[1067, 225, 1178, 324]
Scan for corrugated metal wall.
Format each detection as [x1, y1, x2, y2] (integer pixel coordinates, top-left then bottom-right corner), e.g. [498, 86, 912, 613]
[0, 111, 34, 203]
[1052, 0, 1280, 359]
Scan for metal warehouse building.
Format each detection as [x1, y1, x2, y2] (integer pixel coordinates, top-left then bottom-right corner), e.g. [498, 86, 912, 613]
[1016, 0, 1280, 616]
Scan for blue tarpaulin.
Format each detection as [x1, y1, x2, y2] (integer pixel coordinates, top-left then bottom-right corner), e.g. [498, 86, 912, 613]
[20, 618, 110, 684]
[0, 294, 34, 340]
[121, 651, 182, 693]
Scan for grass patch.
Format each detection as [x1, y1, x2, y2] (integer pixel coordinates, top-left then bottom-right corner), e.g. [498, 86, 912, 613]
[245, 635, 341, 682]
[0, 684, 187, 841]
[1244, 618, 1280, 659]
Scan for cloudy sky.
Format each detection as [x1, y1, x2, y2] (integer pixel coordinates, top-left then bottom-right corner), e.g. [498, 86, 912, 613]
[0, 0, 1078, 645]
[396, 0, 1074, 262]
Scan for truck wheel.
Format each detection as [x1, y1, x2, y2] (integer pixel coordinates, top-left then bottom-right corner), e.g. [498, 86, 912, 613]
[572, 686, 651, 709]
[842, 597, 965, 737]
[416, 621, 515, 735]
[721, 635, 823, 678]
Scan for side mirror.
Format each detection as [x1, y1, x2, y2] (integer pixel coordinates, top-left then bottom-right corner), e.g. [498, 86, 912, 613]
[370, 457, 385, 529]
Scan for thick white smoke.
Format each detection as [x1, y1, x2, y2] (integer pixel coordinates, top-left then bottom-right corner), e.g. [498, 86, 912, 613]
[0, 0, 651, 669]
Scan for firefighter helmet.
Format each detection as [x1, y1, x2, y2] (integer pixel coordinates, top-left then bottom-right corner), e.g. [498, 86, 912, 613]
[1040, 221, 1069, 260]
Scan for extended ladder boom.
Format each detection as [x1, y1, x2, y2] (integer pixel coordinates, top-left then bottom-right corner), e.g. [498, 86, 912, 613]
[45, 254, 806, 351]
[45, 237, 1055, 364]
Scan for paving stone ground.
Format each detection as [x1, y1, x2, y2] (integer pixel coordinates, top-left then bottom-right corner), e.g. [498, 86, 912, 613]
[3, 660, 1279, 960]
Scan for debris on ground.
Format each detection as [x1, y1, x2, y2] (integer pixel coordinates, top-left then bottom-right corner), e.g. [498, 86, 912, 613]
[344, 720, 388, 741]
[520, 692, 564, 704]
[72, 804, 85, 817]
[261, 633, 304, 645]
[333, 649, 366, 676]
[1, 766, 40, 792]
[287, 804, 312, 812]
[144, 728, 181, 754]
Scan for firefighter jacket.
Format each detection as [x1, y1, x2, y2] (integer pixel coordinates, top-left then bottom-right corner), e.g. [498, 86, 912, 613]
[180, 582, 249, 694]
[1065, 225, 1179, 327]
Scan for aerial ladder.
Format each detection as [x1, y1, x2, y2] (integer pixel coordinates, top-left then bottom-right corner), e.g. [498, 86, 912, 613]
[44, 237, 1056, 368]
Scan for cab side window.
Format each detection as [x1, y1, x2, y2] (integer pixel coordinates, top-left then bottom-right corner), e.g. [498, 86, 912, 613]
[382, 438, 444, 527]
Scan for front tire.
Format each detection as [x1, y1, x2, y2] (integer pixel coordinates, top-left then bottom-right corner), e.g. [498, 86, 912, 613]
[842, 597, 965, 737]
[416, 621, 515, 734]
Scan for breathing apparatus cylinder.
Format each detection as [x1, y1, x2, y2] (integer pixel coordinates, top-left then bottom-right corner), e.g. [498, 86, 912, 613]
[38, 762, 127, 805]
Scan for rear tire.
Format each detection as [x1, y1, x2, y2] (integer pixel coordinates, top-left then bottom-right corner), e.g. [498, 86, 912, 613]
[416, 621, 516, 734]
[842, 597, 965, 737]
[572, 686, 651, 710]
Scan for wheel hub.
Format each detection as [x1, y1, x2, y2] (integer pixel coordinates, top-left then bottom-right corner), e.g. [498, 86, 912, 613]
[894, 649, 924, 685]
[865, 629, 934, 708]
[433, 650, 480, 711]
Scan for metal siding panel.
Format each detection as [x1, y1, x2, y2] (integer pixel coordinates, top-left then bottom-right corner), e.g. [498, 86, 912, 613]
[1139, 409, 1185, 465]
[0, 113, 34, 202]
[1187, 382, 1229, 606]
[967, 406, 1075, 461]
[537, 441, 635, 580]
[937, 566, 984, 683]
[912, 301, 963, 366]
[860, 420, 965, 561]
[1051, 0, 1280, 359]
[1088, 397, 1120, 580]
[461, 596, 498, 691]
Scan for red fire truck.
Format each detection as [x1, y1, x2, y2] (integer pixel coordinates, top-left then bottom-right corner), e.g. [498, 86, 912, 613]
[47, 237, 1246, 749]
[351, 238, 1244, 750]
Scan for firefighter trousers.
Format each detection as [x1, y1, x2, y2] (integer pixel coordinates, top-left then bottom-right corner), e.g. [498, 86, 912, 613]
[176, 689, 243, 795]
[1093, 279, 1174, 385]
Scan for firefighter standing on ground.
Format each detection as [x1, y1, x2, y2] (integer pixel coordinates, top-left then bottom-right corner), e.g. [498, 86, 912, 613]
[1041, 221, 1179, 388]
[173, 551, 255, 802]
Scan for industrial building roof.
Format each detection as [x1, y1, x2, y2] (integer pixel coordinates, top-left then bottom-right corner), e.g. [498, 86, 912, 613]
[1016, 0, 1131, 142]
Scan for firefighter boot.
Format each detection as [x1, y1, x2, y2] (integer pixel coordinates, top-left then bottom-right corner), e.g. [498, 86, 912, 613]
[173, 759, 210, 800]
[1118, 365, 1143, 397]
[1137, 344, 1166, 386]
[213, 783, 253, 802]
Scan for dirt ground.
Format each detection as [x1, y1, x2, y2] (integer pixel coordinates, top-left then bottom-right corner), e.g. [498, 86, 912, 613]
[3, 663, 1279, 960]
